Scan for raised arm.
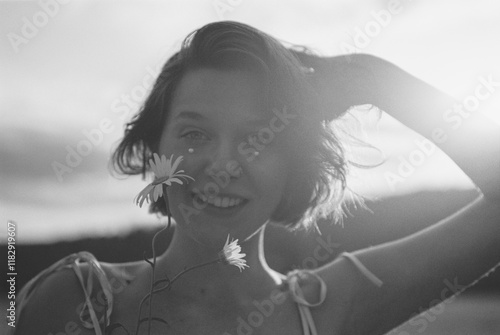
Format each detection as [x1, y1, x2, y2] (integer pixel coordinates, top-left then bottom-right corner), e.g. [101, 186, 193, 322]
[310, 53, 500, 334]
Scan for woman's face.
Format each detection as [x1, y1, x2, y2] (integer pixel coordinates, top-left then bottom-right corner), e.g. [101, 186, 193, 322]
[159, 68, 291, 248]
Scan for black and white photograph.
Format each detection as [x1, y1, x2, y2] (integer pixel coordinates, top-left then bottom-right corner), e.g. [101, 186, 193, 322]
[2, 1, 500, 334]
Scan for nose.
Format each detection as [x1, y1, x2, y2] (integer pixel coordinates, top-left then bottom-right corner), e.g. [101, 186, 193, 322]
[204, 141, 242, 179]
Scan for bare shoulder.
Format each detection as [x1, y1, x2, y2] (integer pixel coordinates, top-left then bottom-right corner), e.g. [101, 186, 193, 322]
[15, 257, 142, 335]
[15, 263, 92, 335]
[311, 255, 383, 334]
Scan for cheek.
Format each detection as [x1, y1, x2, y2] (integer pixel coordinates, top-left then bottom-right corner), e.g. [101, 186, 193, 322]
[166, 183, 190, 220]
[158, 129, 174, 156]
[158, 132, 196, 174]
[260, 136, 291, 191]
[253, 154, 289, 201]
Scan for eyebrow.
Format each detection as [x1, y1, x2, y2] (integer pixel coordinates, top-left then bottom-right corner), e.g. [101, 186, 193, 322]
[173, 109, 272, 127]
[174, 111, 206, 122]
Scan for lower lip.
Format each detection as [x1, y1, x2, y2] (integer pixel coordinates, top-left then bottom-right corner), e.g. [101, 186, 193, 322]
[190, 194, 249, 219]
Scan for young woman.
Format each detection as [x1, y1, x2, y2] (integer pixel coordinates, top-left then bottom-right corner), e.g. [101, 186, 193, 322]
[14, 21, 500, 335]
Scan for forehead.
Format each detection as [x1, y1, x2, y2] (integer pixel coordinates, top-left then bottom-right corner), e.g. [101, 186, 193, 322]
[168, 68, 270, 124]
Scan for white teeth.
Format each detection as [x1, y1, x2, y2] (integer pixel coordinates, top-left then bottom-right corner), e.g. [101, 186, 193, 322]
[193, 191, 243, 208]
[194, 192, 208, 202]
[207, 196, 242, 208]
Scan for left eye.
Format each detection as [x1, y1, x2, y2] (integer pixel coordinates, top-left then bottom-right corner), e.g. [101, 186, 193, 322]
[181, 130, 209, 143]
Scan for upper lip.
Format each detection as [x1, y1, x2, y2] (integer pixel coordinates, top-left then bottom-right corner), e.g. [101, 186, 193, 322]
[191, 189, 250, 200]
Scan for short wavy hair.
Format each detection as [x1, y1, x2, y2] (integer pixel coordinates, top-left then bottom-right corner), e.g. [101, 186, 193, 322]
[112, 21, 350, 230]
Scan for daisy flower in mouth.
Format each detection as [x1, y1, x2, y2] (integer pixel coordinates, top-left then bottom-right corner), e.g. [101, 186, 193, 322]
[219, 235, 249, 272]
[135, 153, 194, 208]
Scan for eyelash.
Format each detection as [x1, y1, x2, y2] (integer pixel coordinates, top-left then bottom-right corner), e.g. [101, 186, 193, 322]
[180, 130, 209, 143]
[179, 129, 265, 147]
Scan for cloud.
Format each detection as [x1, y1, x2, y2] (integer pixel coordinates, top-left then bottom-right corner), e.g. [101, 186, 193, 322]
[0, 126, 158, 243]
[0, 126, 110, 183]
[1, 0, 497, 242]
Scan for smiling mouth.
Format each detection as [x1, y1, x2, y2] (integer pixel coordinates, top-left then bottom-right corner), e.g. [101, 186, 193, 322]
[191, 191, 249, 210]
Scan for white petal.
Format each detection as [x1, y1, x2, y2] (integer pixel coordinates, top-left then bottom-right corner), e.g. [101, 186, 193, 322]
[135, 184, 154, 207]
[160, 154, 168, 176]
[170, 155, 183, 175]
[153, 184, 163, 201]
[168, 177, 184, 185]
[150, 157, 160, 177]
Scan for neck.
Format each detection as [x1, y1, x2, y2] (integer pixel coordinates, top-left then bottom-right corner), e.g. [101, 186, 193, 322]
[155, 224, 284, 301]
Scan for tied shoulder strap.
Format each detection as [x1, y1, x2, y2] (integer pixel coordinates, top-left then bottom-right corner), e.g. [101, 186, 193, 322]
[286, 269, 327, 335]
[285, 253, 383, 335]
[341, 252, 383, 287]
[71, 252, 114, 333]
[17, 251, 113, 335]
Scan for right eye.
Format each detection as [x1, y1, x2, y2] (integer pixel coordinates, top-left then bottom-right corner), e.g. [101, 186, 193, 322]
[180, 130, 209, 144]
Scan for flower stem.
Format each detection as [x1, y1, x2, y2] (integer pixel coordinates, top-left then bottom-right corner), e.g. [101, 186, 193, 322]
[135, 183, 220, 334]
[135, 185, 172, 335]
[151, 259, 220, 295]
[134, 256, 219, 334]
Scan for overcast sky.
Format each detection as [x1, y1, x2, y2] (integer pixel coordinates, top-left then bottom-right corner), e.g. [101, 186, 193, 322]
[1, 0, 499, 243]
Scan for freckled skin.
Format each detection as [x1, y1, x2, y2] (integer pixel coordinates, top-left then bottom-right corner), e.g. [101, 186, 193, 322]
[159, 69, 290, 249]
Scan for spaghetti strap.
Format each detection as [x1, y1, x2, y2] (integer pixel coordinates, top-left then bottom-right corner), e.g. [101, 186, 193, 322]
[286, 269, 327, 335]
[341, 252, 383, 287]
[16, 251, 113, 335]
[286, 252, 383, 335]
